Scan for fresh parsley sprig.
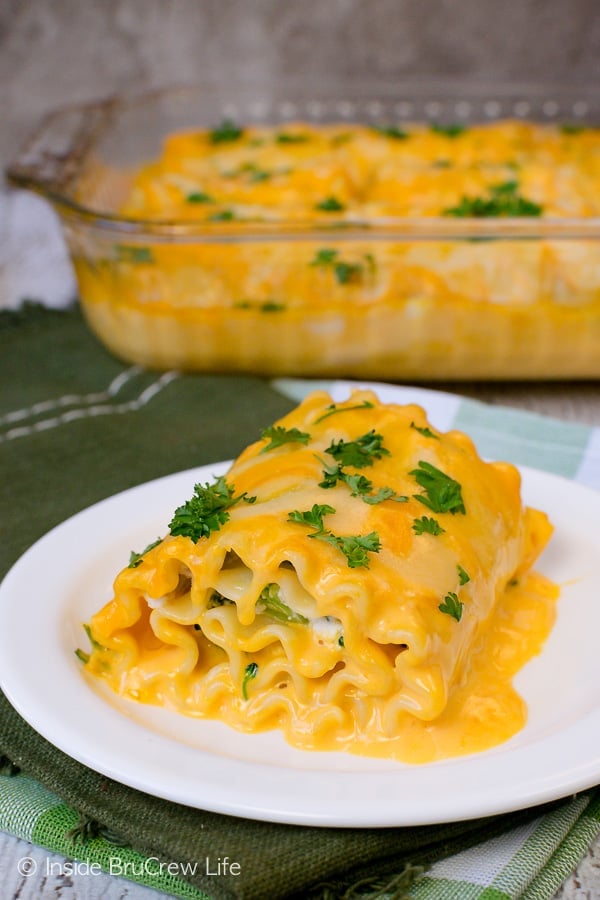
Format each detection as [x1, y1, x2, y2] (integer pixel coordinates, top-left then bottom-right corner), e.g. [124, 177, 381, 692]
[457, 565, 471, 585]
[443, 180, 543, 217]
[310, 248, 376, 286]
[315, 195, 346, 212]
[314, 400, 375, 423]
[257, 583, 308, 624]
[326, 430, 390, 469]
[410, 421, 439, 440]
[412, 516, 445, 536]
[128, 537, 163, 568]
[318, 460, 407, 505]
[288, 503, 335, 534]
[431, 124, 466, 138]
[260, 425, 311, 453]
[439, 591, 463, 622]
[169, 476, 255, 542]
[242, 662, 258, 699]
[316, 531, 382, 568]
[288, 504, 381, 568]
[210, 119, 244, 143]
[373, 125, 409, 140]
[410, 461, 466, 515]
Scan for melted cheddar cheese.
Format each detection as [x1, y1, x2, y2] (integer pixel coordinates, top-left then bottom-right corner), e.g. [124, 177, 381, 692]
[72, 120, 600, 378]
[81, 390, 558, 762]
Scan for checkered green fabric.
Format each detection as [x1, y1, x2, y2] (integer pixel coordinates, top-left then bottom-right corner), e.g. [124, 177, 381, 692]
[0, 306, 598, 900]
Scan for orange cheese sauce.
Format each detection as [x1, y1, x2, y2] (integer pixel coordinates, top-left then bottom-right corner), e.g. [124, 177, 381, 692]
[82, 390, 559, 763]
[71, 120, 600, 378]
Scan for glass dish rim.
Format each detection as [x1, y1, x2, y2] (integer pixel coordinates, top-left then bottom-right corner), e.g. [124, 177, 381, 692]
[7, 80, 600, 240]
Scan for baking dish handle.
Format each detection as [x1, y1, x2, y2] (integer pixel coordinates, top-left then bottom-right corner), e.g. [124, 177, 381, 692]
[5, 97, 116, 198]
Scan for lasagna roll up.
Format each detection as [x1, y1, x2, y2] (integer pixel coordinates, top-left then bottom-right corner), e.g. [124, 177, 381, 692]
[82, 390, 556, 761]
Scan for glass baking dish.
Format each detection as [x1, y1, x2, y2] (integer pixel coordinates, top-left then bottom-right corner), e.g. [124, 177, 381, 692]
[7, 82, 600, 379]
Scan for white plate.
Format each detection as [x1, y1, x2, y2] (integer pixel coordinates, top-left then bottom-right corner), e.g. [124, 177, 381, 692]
[0, 460, 599, 828]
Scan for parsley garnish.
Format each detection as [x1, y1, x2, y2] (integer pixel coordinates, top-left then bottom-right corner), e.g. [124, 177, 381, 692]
[276, 132, 309, 143]
[207, 590, 234, 608]
[439, 592, 463, 622]
[443, 181, 543, 217]
[373, 125, 409, 140]
[242, 662, 258, 699]
[412, 516, 445, 536]
[318, 461, 407, 505]
[128, 537, 163, 568]
[457, 565, 471, 585]
[115, 245, 154, 264]
[315, 196, 346, 212]
[316, 531, 381, 568]
[410, 421, 439, 440]
[210, 119, 243, 143]
[560, 124, 585, 135]
[315, 400, 375, 423]
[326, 430, 390, 469]
[257, 583, 308, 624]
[260, 425, 311, 453]
[235, 300, 285, 312]
[187, 192, 213, 204]
[288, 503, 335, 534]
[169, 476, 253, 542]
[310, 248, 375, 285]
[410, 461, 466, 515]
[75, 624, 103, 664]
[288, 505, 381, 568]
[431, 124, 466, 138]
[209, 209, 236, 222]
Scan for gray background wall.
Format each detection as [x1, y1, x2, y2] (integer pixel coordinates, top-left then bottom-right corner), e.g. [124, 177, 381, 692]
[2, 0, 600, 169]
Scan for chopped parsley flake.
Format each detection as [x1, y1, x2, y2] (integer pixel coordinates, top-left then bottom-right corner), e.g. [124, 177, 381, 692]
[169, 476, 253, 542]
[115, 245, 155, 264]
[276, 131, 309, 143]
[288, 504, 381, 568]
[373, 125, 409, 140]
[242, 662, 258, 699]
[457, 565, 471, 585]
[315, 196, 346, 212]
[410, 421, 439, 440]
[209, 209, 236, 222]
[310, 248, 376, 285]
[410, 461, 466, 515]
[443, 180, 543, 217]
[288, 503, 335, 534]
[128, 537, 163, 568]
[431, 124, 466, 138]
[315, 400, 375, 423]
[186, 192, 213, 204]
[315, 531, 381, 568]
[412, 516, 445, 536]
[257, 583, 308, 624]
[318, 461, 407, 505]
[260, 425, 311, 453]
[210, 119, 244, 143]
[439, 591, 463, 622]
[326, 430, 390, 469]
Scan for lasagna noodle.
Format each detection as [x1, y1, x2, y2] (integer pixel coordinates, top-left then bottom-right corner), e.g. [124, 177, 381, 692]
[83, 390, 558, 761]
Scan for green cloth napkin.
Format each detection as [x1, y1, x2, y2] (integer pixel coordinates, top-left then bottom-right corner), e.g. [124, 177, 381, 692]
[0, 304, 599, 900]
